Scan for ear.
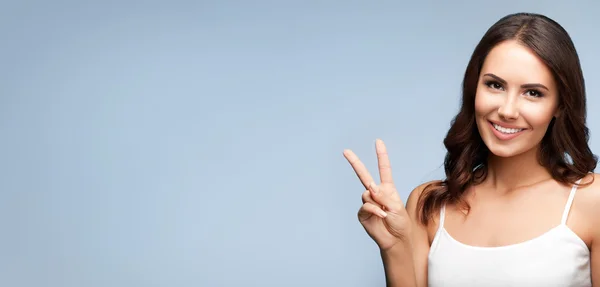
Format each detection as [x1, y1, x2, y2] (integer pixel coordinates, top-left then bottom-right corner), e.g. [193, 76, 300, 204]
[554, 107, 562, 118]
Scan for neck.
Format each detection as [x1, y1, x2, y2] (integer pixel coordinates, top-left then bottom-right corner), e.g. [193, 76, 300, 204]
[484, 147, 552, 194]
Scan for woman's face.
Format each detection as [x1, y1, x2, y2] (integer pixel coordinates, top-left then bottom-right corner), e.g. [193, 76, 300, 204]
[475, 40, 560, 158]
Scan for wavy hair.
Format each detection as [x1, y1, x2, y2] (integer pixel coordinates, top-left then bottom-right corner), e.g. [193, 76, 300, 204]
[417, 12, 597, 225]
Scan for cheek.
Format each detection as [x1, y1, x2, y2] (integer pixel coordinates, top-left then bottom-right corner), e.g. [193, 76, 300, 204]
[520, 103, 557, 129]
[474, 90, 494, 117]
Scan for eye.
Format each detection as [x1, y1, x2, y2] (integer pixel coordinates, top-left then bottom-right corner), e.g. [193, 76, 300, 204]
[525, 90, 543, 98]
[485, 80, 504, 91]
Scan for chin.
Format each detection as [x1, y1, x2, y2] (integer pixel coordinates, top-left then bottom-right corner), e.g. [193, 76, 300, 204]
[487, 146, 522, 158]
[484, 141, 536, 159]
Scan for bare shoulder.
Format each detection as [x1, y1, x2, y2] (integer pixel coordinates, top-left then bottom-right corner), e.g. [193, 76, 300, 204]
[405, 180, 443, 214]
[405, 180, 444, 240]
[575, 173, 600, 204]
[574, 173, 600, 233]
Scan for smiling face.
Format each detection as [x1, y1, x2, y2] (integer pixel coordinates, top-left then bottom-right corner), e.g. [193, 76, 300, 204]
[475, 40, 560, 158]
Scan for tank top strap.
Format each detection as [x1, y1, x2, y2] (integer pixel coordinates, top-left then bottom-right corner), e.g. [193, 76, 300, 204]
[561, 178, 584, 225]
[439, 204, 446, 229]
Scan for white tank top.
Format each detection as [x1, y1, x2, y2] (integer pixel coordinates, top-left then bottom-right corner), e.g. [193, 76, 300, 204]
[428, 180, 591, 287]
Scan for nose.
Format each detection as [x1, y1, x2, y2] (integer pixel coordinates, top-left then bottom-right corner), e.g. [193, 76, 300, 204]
[497, 95, 519, 120]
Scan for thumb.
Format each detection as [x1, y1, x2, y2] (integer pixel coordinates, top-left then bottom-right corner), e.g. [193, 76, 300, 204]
[368, 182, 403, 213]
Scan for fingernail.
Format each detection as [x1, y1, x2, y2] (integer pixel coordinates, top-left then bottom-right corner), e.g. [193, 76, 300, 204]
[379, 211, 387, 218]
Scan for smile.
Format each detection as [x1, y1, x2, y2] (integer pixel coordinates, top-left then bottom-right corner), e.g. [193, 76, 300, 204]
[488, 121, 526, 141]
[492, 123, 524, 134]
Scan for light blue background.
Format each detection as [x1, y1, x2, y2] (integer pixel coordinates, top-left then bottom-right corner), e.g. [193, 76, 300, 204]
[1, 1, 599, 286]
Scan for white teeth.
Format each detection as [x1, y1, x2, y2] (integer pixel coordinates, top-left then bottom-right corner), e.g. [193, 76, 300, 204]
[493, 123, 523, 134]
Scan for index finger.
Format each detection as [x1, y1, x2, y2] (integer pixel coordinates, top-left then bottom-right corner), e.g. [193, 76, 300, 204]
[375, 139, 394, 184]
[343, 149, 375, 189]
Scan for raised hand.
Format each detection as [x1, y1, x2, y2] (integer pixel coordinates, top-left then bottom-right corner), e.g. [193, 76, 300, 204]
[344, 139, 411, 251]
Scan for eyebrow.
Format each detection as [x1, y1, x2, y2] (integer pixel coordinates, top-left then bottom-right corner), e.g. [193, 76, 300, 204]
[483, 73, 550, 91]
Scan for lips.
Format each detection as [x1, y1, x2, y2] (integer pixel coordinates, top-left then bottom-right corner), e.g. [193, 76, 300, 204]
[488, 121, 527, 141]
[492, 123, 524, 134]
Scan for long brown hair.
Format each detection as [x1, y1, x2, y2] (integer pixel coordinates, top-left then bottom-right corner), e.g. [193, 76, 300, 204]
[417, 12, 597, 225]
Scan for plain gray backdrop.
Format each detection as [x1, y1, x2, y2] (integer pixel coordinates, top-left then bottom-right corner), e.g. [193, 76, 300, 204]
[1, 1, 599, 286]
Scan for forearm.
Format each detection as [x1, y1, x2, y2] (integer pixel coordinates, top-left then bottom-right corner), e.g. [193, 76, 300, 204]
[380, 241, 418, 287]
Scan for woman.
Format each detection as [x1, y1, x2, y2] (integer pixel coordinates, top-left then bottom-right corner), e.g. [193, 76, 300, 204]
[344, 12, 600, 287]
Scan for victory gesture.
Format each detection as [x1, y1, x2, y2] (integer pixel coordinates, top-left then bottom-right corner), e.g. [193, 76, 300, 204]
[344, 139, 411, 251]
